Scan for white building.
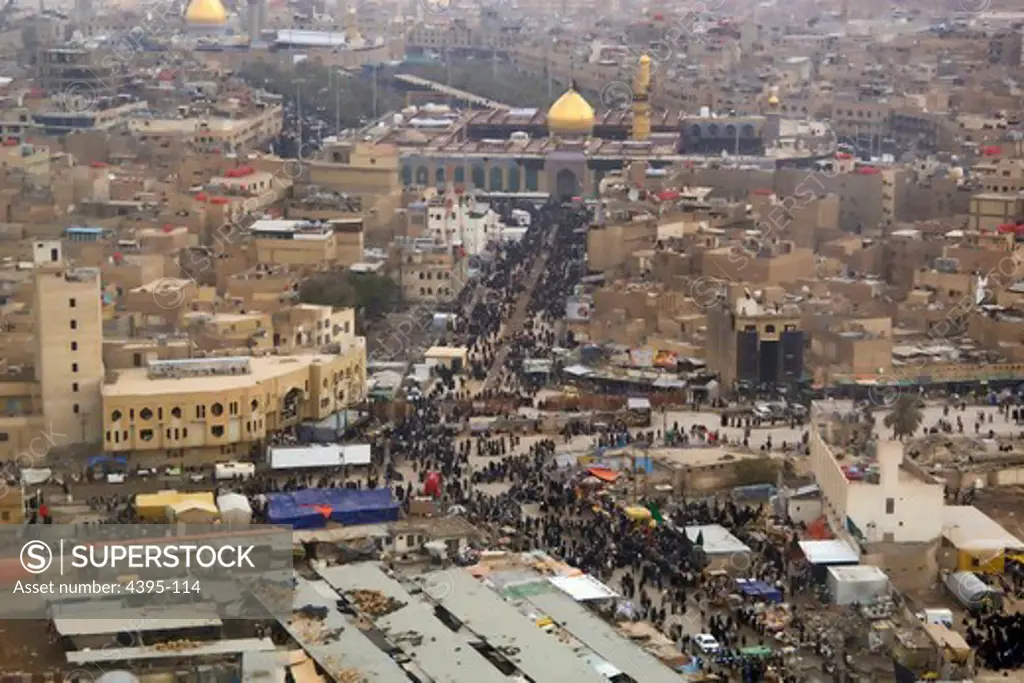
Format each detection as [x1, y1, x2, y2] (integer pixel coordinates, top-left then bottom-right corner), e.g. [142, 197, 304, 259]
[809, 404, 945, 546]
[425, 194, 504, 256]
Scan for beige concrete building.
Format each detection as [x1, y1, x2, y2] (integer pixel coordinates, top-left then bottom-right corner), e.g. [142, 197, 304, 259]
[102, 348, 366, 465]
[0, 241, 105, 461]
[127, 102, 283, 153]
[248, 218, 364, 269]
[968, 193, 1024, 233]
[392, 240, 469, 303]
[973, 157, 1024, 195]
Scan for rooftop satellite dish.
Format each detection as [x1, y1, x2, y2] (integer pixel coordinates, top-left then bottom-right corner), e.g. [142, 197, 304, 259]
[628, 188, 639, 202]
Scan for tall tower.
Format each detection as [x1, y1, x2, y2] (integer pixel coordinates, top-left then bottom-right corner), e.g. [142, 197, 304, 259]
[246, 0, 263, 42]
[32, 241, 104, 445]
[631, 54, 652, 142]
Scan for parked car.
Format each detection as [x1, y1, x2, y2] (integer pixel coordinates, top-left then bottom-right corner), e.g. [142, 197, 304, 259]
[694, 634, 721, 654]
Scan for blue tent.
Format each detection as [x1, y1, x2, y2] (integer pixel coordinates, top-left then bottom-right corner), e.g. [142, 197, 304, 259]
[266, 491, 329, 529]
[735, 578, 783, 604]
[87, 455, 127, 470]
[266, 488, 400, 529]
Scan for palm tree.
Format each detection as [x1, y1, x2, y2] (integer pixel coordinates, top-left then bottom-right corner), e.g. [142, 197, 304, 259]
[884, 395, 924, 440]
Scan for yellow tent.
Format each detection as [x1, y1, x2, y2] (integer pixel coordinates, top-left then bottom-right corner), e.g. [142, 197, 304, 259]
[135, 490, 215, 522]
[624, 506, 652, 521]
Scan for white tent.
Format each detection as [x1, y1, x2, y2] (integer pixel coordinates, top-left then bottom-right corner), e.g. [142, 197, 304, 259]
[217, 493, 253, 525]
[167, 500, 220, 524]
[97, 673, 139, 683]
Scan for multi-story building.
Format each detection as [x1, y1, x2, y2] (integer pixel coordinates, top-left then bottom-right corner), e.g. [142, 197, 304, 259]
[127, 101, 284, 154]
[973, 157, 1024, 195]
[705, 289, 805, 388]
[31, 98, 149, 135]
[405, 18, 518, 54]
[101, 348, 366, 465]
[37, 44, 130, 95]
[248, 218, 364, 269]
[0, 240, 105, 460]
[409, 192, 503, 256]
[33, 241, 105, 444]
[809, 405, 945, 589]
[391, 239, 469, 303]
[968, 193, 1024, 233]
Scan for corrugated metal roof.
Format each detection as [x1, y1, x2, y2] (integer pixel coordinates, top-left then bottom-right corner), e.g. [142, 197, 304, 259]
[418, 569, 608, 683]
[522, 590, 683, 683]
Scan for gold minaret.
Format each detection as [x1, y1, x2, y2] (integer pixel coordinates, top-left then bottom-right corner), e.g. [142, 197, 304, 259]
[632, 54, 652, 142]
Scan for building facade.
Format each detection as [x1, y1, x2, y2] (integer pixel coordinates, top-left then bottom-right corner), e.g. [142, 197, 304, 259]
[102, 349, 366, 465]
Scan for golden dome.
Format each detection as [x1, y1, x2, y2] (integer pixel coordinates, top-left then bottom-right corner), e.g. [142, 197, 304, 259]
[767, 94, 780, 107]
[547, 83, 595, 136]
[186, 0, 227, 25]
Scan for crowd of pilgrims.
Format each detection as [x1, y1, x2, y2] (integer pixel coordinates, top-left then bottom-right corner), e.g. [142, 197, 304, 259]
[85, 199, 1015, 679]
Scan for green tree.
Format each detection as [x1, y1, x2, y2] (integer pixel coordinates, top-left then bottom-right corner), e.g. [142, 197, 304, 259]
[298, 271, 399, 322]
[883, 395, 924, 440]
[237, 60, 402, 129]
[398, 61, 559, 108]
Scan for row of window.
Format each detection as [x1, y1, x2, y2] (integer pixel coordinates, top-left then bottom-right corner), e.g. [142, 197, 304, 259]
[106, 418, 268, 444]
[110, 400, 257, 423]
[402, 165, 540, 192]
[418, 271, 452, 280]
[418, 287, 451, 297]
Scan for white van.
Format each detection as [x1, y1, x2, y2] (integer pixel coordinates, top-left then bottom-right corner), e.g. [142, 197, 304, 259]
[215, 462, 255, 481]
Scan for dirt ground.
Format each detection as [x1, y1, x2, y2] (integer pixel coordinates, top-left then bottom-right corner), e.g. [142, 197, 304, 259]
[0, 619, 65, 675]
[971, 486, 1024, 540]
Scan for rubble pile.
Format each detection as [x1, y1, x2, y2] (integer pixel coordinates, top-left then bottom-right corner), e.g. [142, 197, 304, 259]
[334, 668, 366, 683]
[153, 640, 201, 652]
[347, 589, 406, 617]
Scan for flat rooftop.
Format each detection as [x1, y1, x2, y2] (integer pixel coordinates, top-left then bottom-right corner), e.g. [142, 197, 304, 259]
[103, 354, 341, 396]
[682, 524, 751, 555]
[53, 613, 222, 636]
[66, 638, 274, 665]
[943, 505, 1024, 552]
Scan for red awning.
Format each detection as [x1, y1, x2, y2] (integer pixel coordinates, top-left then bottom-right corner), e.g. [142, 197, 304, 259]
[587, 467, 620, 482]
[657, 190, 680, 201]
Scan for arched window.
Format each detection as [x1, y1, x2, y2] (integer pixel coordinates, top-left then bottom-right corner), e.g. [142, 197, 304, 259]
[415, 166, 429, 186]
[435, 167, 446, 186]
[400, 165, 412, 185]
[525, 167, 539, 192]
[453, 166, 465, 184]
[742, 124, 755, 137]
[725, 124, 737, 138]
[507, 166, 521, 192]
[489, 167, 503, 191]
[471, 164, 485, 188]
[708, 124, 720, 136]
[690, 124, 702, 137]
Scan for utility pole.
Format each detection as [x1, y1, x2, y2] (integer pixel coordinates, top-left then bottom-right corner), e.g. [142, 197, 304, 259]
[372, 63, 378, 118]
[296, 79, 303, 156]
